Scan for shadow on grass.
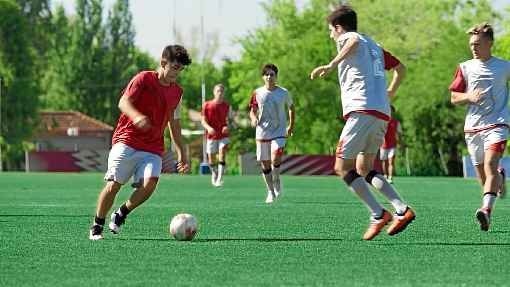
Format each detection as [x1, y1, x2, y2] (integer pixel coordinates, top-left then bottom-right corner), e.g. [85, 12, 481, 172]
[289, 201, 361, 206]
[116, 237, 344, 242]
[0, 214, 90, 218]
[375, 242, 510, 246]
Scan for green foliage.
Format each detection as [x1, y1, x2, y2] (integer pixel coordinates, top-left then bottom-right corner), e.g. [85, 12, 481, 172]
[223, 0, 505, 176]
[0, 0, 39, 169]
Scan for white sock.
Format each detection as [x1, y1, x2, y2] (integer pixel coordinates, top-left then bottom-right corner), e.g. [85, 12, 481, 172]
[482, 193, 497, 210]
[350, 177, 384, 218]
[369, 173, 407, 214]
[218, 163, 225, 182]
[211, 166, 217, 181]
[262, 168, 273, 192]
[272, 165, 281, 191]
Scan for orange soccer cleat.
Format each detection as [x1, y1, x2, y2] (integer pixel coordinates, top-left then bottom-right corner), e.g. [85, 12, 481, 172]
[475, 207, 491, 231]
[363, 210, 392, 240]
[387, 207, 416, 236]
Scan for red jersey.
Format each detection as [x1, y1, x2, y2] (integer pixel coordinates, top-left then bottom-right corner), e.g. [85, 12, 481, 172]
[382, 118, 400, 149]
[202, 100, 229, 140]
[112, 71, 183, 156]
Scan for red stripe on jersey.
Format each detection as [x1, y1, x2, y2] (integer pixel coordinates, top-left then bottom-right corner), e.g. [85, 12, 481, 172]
[383, 49, 401, 70]
[464, 124, 509, 133]
[256, 136, 286, 143]
[344, 110, 391, 122]
[449, 66, 466, 93]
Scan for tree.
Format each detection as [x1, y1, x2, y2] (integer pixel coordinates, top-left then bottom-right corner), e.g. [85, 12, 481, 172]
[224, 0, 502, 175]
[0, 0, 40, 169]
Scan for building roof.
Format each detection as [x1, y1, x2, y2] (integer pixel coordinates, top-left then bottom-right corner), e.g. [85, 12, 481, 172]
[36, 111, 114, 137]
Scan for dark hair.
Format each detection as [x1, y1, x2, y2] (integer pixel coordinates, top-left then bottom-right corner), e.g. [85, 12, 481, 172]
[162, 45, 192, 66]
[467, 22, 494, 41]
[327, 5, 357, 31]
[261, 63, 278, 76]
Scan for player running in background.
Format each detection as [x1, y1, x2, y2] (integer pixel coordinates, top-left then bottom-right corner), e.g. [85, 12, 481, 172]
[380, 105, 403, 184]
[310, 5, 414, 240]
[250, 63, 295, 204]
[89, 45, 191, 240]
[449, 23, 510, 231]
[201, 83, 230, 187]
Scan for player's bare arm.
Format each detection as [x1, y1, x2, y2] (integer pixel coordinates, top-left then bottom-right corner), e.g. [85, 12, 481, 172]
[118, 94, 151, 131]
[168, 118, 189, 173]
[450, 89, 482, 105]
[310, 36, 359, 80]
[287, 104, 295, 137]
[201, 115, 216, 135]
[387, 63, 406, 98]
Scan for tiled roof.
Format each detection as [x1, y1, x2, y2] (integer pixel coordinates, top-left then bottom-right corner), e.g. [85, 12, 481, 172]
[37, 111, 114, 136]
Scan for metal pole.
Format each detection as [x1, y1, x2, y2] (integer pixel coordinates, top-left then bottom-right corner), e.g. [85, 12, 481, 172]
[200, 0, 207, 167]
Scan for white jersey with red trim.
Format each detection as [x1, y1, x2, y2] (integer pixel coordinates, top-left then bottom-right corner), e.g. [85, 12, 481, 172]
[336, 32, 391, 118]
[452, 57, 510, 132]
[251, 86, 293, 140]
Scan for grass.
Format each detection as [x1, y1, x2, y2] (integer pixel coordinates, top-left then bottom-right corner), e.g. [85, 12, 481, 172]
[1, 173, 509, 287]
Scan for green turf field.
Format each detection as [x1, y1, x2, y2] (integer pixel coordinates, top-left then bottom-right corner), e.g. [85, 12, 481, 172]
[1, 173, 509, 287]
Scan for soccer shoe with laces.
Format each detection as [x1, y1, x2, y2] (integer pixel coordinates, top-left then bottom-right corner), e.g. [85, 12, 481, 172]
[475, 207, 491, 231]
[363, 210, 392, 240]
[89, 224, 104, 240]
[387, 207, 416, 236]
[108, 212, 125, 234]
[497, 167, 506, 199]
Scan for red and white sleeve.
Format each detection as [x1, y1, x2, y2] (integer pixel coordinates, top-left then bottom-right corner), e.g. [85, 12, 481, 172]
[448, 66, 466, 93]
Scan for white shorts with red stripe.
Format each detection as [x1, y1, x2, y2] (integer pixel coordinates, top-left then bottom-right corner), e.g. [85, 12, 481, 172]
[206, 137, 230, 154]
[256, 138, 286, 161]
[104, 143, 162, 187]
[336, 113, 387, 159]
[465, 126, 508, 165]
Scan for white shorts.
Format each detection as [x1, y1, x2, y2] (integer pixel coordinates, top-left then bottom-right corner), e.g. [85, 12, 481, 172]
[256, 138, 286, 161]
[206, 138, 230, 154]
[465, 126, 508, 166]
[336, 113, 387, 159]
[380, 147, 396, 160]
[104, 143, 162, 187]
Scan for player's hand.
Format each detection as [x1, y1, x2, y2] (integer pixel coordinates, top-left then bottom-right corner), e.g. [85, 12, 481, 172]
[176, 160, 189, 174]
[133, 115, 151, 131]
[468, 89, 482, 104]
[207, 127, 216, 135]
[286, 126, 294, 137]
[310, 64, 333, 80]
[251, 117, 258, 128]
[222, 126, 229, 134]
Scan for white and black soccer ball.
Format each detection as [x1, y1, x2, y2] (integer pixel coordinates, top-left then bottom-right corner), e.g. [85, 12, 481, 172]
[169, 213, 198, 241]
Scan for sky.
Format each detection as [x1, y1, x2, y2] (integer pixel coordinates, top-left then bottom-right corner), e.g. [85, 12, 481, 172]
[52, 0, 509, 64]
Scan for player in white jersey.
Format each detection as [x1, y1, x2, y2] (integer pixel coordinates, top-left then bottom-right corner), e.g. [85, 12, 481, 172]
[310, 5, 414, 240]
[250, 63, 295, 204]
[449, 23, 510, 231]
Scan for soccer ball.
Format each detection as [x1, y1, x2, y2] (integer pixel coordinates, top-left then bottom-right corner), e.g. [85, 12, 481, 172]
[169, 213, 198, 241]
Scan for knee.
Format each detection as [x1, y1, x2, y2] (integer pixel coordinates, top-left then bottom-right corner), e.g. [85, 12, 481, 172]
[104, 181, 121, 194]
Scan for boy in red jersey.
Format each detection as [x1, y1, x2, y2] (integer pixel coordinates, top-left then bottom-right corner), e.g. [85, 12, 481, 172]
[89, 45, 192, 240]
[380, 106, 402, 184]
[201, 83, 230, 187]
